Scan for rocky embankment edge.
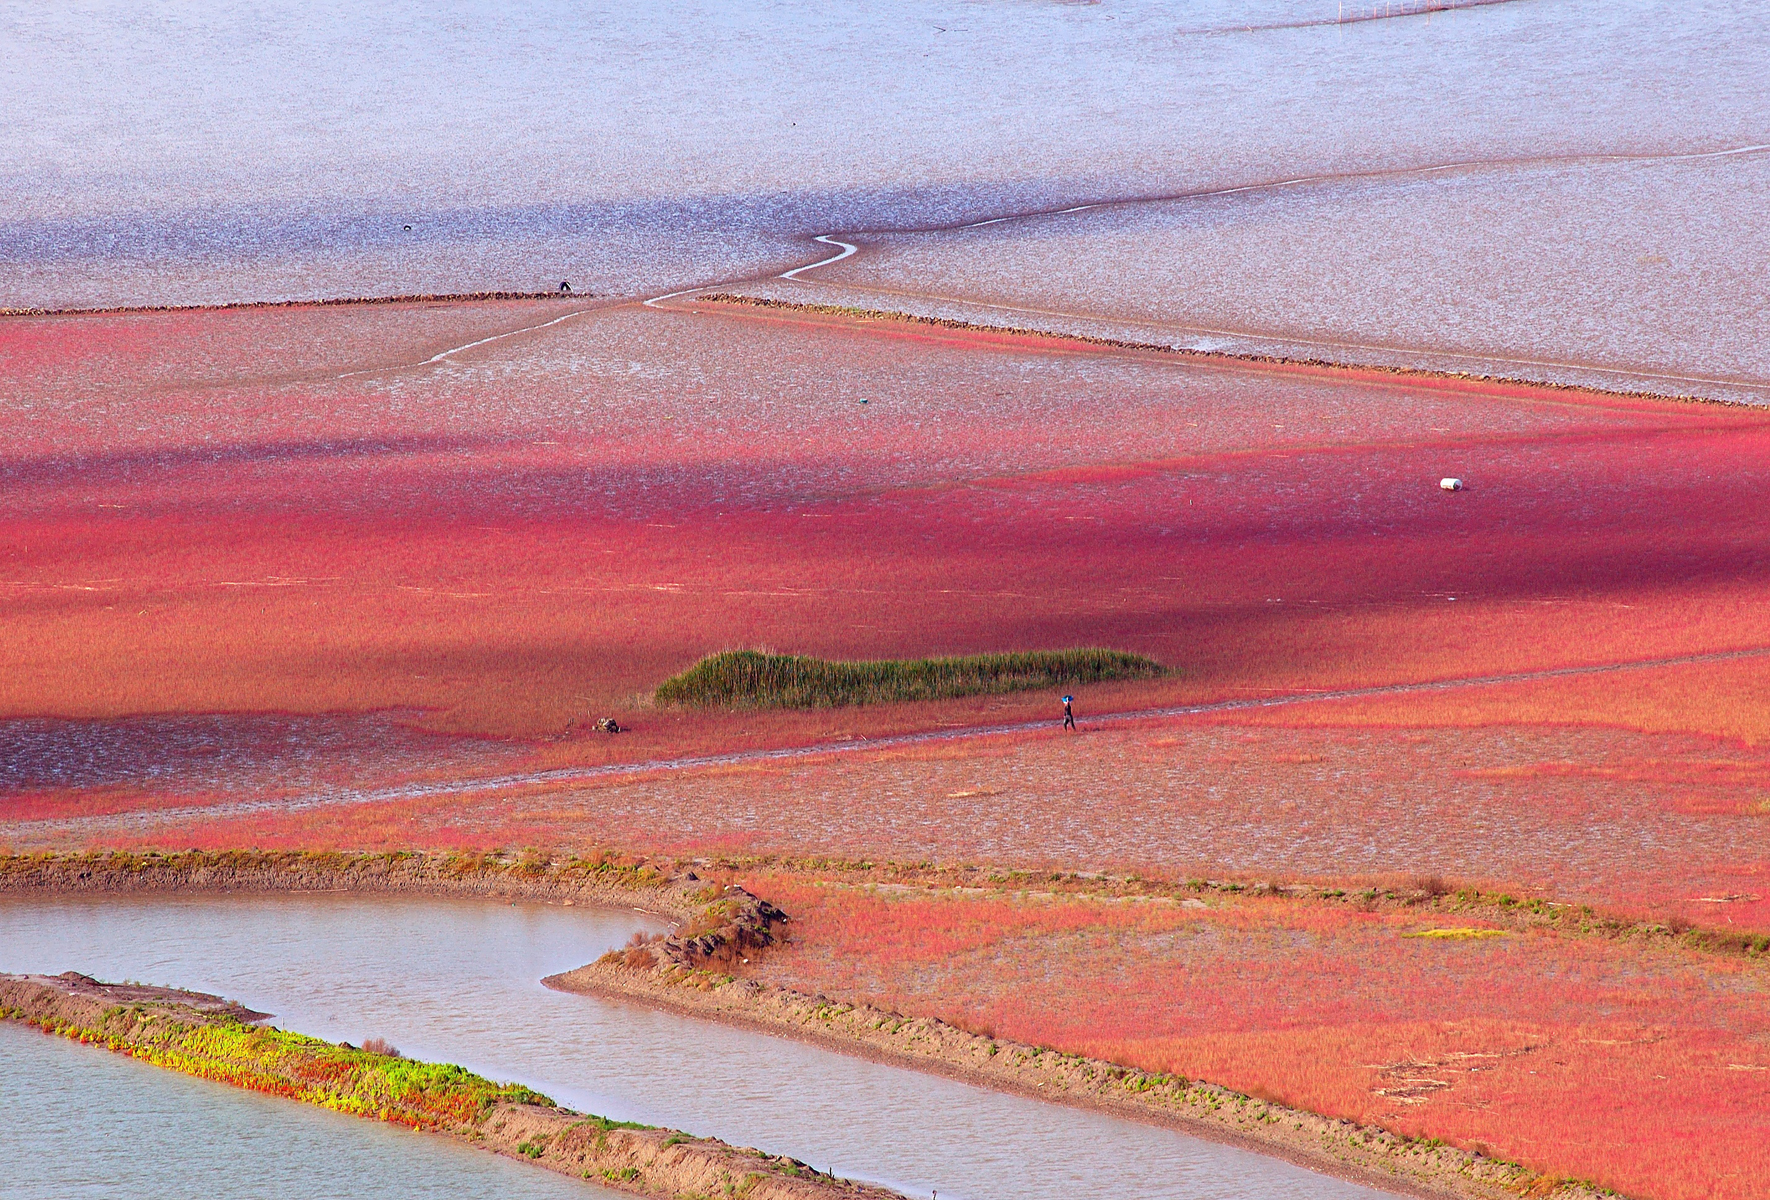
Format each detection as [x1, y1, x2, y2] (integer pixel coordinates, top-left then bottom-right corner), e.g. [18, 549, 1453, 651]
[551, 959, 1611, 1200]
[0, 971, 902, 1200]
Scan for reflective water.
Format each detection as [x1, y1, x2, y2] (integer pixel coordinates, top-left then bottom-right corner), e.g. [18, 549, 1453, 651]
[0, 1020, 614, 1200]
[5, 0, 1763, 310]
[0, 893, 1400, 1200]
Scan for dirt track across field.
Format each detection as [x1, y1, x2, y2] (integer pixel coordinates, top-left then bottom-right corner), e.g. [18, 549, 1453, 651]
[11, 643, 1767, 839]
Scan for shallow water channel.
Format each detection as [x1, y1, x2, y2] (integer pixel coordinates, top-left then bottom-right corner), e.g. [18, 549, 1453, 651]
[0, 1021, 613, 1200]
[0, 894, 1398, 1200]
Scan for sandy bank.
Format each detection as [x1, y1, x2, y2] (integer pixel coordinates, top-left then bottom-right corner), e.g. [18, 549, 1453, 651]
[0, 971, 902, 1200]
[549, 960, 1610, 1200]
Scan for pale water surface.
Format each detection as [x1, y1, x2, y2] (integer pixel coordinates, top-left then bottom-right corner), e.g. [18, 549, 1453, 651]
[0, 1021, 614, 1200]
[0, 893, 1400, 1200]
[768, 149, 1770, 400]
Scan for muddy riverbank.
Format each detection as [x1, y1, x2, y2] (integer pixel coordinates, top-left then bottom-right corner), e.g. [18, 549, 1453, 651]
[0, 849, 702, 916]
[2, 885, 1406, 1200]
[547, 962, 1602, 1200]
[0, 971, 899, 1200]
[0, 852, 1623, 1200]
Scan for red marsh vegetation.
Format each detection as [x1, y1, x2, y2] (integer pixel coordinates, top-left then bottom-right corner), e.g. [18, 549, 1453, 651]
[54, 715, 1766, 935]
[6, 296, 1768, 1200]
[731, 876, 1770, 1200]
[3, 298, 1767, 751]
[5, 299, 1769, 914]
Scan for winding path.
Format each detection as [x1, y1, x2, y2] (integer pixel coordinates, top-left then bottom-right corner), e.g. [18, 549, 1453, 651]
[311, 140, 1770, 400]
[13, 645, 1768, 837]
[644, 142, 1770, 404]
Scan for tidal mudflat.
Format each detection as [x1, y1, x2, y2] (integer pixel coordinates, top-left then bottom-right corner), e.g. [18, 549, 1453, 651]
[9, 1, 1766, 317]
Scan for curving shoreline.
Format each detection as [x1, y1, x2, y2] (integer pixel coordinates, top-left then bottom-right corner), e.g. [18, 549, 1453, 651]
[0, 851, 1639, 1200]
[546, 960, 1606, 1200]
[0, 970, 899, 1200]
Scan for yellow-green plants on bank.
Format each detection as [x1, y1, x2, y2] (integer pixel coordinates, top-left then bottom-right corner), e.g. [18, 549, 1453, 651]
[8, 999, 549, 1129]
[1, 974, 901, 1200]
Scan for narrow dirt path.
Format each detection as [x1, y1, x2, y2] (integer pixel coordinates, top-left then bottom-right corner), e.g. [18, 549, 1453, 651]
[12, 645, 1767, 837]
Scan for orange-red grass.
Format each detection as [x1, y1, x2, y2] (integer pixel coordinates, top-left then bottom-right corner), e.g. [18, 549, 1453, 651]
[732, 877, 1770, 1200]
[31, 715, 1764, 936]
[6, 298, 1769, 745]
[7, 300, 1768, 1200]
[8, 419, 1770, 740]
[6, 299, 1770, 920]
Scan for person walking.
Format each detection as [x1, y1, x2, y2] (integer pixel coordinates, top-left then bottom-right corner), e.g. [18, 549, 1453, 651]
[1062, 694, 1076, 730]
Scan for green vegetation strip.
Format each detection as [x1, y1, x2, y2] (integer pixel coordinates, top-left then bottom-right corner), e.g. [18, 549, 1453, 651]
[655, 648, 1163, 709]
[2, 975, 895, 1200]
[4, 999, 548, 1130]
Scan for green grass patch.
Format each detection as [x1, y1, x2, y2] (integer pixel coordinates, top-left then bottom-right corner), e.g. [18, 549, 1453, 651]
[39, 1010, 552, 1129]
[579, 1114, 655, 1132]
[654, 648, 1164, 709]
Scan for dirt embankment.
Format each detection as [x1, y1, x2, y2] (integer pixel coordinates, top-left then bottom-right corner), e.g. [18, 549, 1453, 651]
[551, 959, 1609, 1200]
[0, 849, 706, 918]
[0, 851, 1639, 1199]
[1, 291, 593, 318]
[0, 972, 901, 1200]
[26, 970, 271, 1021]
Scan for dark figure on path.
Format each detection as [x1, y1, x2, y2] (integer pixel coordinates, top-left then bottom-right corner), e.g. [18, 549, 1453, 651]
[559, 280, 572, 294]
[1062, 695, 1076, 730]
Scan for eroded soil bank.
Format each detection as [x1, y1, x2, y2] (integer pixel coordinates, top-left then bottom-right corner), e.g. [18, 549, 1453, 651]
[547, 960, 1602, 1200]
[0, 971, 899, 1200]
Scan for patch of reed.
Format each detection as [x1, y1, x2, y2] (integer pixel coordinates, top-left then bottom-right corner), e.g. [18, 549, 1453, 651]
[653, 648, 1164, 709]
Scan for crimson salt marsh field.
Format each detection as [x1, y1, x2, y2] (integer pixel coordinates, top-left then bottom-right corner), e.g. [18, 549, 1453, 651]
[729, 872, 1770, 1200]
[7, 297, 1770, 747]
[5, 295, 1770, 886]
[4, 294, 1770, 1198]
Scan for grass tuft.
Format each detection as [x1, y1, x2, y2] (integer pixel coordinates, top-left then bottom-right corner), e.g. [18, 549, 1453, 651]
[654, 648, 1164, 709]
